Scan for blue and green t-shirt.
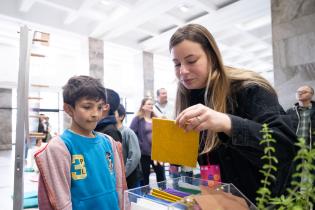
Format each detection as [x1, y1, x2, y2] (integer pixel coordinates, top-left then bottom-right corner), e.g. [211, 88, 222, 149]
[61, 129, 119, 210]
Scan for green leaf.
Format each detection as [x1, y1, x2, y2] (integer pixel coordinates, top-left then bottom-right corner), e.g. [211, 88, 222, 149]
[262, 164, 277, 171]
[261, 179, 271, 185]
[261, 155, 278, 163]
[257, 187, 271, 195]
[264, 146, 276, 154]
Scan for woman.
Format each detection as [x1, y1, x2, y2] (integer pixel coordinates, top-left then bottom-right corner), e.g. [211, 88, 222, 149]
[169, 24, 296, 203]
[130, 98, 166, 186]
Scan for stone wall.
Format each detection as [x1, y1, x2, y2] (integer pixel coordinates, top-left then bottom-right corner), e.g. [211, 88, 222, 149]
[0, 88, 12, 150]
[143, 51, 154, 98]
[88, 37, 104, 83]
[272, 0, 315, 109]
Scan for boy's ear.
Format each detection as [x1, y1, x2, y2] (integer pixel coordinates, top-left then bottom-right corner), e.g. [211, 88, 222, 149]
[63, 103, 74, 117]
[102, 104, 110, 118]
[119, 115, 125, 122]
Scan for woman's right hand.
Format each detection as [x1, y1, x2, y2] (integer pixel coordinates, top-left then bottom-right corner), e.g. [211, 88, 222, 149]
[175, 104, 231, 136]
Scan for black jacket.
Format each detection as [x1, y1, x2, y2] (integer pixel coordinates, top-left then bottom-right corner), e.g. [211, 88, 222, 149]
[95, 115, 122, 143]
[193, 84, 296, 204]
[286, 101, 315, 147]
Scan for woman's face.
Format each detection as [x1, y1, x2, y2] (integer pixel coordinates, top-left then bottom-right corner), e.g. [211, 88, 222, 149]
[171, 39, 210, 89]
[142, 99, 153, 112]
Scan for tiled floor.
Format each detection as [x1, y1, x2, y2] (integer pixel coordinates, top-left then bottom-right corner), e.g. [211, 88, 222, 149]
[0, 149, 14, 210]
[0, 148, 38, 210]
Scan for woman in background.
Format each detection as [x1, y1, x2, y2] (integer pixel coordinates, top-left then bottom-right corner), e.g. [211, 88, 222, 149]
[130, 97, 165, 186]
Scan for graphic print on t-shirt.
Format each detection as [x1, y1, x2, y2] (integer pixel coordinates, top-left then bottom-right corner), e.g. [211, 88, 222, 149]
[71, 154, 87, 180]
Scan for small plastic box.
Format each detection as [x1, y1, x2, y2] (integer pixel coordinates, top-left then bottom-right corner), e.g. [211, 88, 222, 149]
[124, 176, 257, 210]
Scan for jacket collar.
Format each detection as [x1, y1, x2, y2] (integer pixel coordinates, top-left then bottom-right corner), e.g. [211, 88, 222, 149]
[95, 115, 117, 130]
[294, 101, 315, 110]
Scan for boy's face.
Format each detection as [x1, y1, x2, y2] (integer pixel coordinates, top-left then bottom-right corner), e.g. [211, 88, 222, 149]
[114, 110, 124, 123]
[64, 97, 108, 137]
[114, 111, 120, 123]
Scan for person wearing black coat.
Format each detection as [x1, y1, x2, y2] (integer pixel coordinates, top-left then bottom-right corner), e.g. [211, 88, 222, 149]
[169, 24, 296, 204]
[95, 88, 122, 143]
[286, 85, 315, 147]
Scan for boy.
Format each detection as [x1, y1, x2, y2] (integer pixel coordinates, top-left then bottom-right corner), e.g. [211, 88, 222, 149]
[35, 75, 127, 210]
[115, 104, 142, 188]
[95, 88, 122, 142]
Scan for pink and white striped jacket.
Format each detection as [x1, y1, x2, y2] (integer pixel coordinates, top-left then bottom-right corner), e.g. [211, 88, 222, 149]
[35, 134, 127, 210]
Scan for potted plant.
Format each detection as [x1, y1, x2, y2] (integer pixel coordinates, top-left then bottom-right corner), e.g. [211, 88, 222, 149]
[257, 124, 315, 210]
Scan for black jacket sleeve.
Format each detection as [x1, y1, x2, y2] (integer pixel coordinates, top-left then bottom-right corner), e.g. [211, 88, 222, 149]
[221, 85, 295, 160]
[217, 85, 296, 196]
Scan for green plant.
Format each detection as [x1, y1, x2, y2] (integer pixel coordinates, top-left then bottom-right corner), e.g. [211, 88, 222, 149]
[257, 124, 315, 210]
[256, 123, 278, 209]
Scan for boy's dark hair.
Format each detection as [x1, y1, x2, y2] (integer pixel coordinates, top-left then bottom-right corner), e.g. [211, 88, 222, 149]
[117, 104, 127, 122]
[117, 104, 126, 118]
[106, 89, 120, 115]
[63, 75, 107, 107]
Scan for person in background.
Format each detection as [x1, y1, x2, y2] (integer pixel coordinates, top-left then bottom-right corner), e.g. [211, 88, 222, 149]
[37, 114, 47, 143]
[286, 85, 315, 147]
[153, 88, 173, 119]
[35, 75, 127, 210]
[44, 116, 52, 142]
[116, 104, 142, 189]
[95, 88, 122, 143]
[169, 23, 296, 204]
[37, 114, 46, 133]
[130, 97, 166, 186]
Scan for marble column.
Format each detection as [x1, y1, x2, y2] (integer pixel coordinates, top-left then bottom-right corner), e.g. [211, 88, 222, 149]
[143, 51, 154, 98]
[272, 0, 315, 109]
[88, 37, 104, 83]
[0, 88, 12, 150]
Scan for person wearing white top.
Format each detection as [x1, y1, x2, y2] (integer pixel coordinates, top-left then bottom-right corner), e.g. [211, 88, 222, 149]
[153, 88, 174, 119]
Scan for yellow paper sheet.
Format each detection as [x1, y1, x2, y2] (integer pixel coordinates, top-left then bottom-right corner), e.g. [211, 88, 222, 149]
[151, 118, 199, 167]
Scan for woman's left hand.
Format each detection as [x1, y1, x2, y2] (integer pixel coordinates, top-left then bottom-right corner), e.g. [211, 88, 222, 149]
[175, 104, 231, 135]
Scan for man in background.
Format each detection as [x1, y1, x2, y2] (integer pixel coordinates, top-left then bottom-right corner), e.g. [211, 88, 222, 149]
[153, 88, 173, 119]
[286, 85, 315, 147]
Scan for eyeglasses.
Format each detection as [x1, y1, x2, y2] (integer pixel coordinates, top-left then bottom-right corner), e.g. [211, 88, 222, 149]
[296, 91, 311, 95]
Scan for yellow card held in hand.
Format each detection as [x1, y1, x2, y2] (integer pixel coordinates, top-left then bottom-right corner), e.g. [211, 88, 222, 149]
[151, 118, 199, 167]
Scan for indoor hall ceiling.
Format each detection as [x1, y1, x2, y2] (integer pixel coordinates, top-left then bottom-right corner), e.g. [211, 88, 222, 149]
[0, 0, 274, 80]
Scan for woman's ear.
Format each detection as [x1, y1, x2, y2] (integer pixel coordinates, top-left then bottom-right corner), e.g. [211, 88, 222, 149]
[63, 103, 74, 117]
[102, 104, 110, 118]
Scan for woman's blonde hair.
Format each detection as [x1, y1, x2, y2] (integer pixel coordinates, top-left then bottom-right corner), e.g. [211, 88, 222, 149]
[169, 24, 275, 154]
[136, 97, 157, 119]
